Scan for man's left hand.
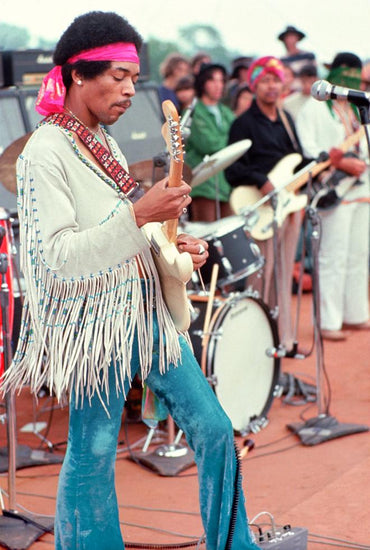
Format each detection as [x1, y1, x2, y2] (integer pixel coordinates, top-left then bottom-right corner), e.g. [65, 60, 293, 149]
[177, 233, 209, 270]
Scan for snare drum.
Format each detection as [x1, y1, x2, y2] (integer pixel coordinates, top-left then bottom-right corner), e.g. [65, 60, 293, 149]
[189, 292, 280, 434]
[185, 216, 264, 289]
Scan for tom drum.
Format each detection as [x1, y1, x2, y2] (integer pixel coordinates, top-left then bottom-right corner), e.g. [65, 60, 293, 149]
[185, 216, 264, 290]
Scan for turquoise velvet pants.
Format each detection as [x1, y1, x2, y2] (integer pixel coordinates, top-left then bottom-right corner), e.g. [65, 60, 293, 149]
[54, 314, 258, 550]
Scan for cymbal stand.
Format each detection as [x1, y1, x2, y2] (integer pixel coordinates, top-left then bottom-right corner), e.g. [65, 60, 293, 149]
[269, 192, 281, 325]
[287, 169, 369, 445]
[128, 409, 195, 476]
[128, 144, 194, 475]
[0, 252, 54, 549]
[152, 151, 169, 185]
[214, 172, 222, 221]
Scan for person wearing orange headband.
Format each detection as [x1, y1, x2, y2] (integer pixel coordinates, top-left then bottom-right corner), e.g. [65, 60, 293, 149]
[226, 55, 307, 357]
[1, 11, 258, 550]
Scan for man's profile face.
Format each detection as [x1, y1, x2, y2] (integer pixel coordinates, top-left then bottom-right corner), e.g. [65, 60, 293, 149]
[255, 73, 284, 105]
[78, 61, 140, 125]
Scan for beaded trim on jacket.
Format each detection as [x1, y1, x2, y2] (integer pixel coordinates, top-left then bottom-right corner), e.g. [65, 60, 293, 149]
[1, 124, 184, 408]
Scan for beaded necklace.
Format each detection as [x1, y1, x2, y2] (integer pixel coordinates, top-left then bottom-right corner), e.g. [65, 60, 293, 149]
[40, 112, 141, 199]
[64, 107, 108, 148]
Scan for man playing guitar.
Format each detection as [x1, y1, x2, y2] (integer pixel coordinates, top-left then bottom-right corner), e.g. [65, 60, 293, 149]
[226, 56, 306, 356]
[1, 11, 259, 550]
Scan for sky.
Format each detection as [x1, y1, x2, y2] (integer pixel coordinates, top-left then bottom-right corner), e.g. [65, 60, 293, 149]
[1, 0, 369, 66]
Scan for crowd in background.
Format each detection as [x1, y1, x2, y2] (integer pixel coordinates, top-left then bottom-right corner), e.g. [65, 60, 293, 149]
[156, 24, 370, 119]
[154, 24, 370, 347]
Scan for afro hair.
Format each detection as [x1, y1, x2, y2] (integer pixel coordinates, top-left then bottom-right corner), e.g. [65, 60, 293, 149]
[53, 11, 143, 66]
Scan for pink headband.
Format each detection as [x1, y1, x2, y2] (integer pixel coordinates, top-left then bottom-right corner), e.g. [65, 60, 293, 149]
[36, 42, 140, 116]
[247, 56, 285, 92]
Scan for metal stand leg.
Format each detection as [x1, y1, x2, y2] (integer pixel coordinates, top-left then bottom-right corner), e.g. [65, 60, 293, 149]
[128, 416, 195, 477]
[287, 195, 369, 445]
[0, 252, 56, 549]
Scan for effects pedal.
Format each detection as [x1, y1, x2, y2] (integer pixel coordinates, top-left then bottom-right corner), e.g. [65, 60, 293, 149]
[258, 525, 308, 550]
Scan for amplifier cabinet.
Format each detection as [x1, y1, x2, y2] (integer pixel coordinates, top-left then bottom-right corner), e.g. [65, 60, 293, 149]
[0, 53, 4, 87]
[2, 50, 54, 87]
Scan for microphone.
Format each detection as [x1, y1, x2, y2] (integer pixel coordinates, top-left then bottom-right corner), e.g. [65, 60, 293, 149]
[180, 97, 198, 142]
[311, 80, 370, 108]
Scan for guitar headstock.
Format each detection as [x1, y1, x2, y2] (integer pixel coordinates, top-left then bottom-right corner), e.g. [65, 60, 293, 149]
[161, 100, 184, 164]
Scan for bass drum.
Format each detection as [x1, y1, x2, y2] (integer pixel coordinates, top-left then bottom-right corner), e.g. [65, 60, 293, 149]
[189, 292, 280, 434]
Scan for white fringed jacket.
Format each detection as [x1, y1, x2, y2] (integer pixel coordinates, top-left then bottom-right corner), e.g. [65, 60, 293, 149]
[2, 123, 182, 405]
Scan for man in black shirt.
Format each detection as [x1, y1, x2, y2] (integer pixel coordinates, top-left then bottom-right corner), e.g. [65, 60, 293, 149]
[226, 56, 305, 355]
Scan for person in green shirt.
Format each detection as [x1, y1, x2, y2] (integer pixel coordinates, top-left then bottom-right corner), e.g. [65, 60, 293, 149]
[185, 63, 235, 221]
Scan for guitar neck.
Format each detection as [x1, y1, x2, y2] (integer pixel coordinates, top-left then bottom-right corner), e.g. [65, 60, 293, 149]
[164, 159, 183, 243]
[287, 127, 365, 193]
[160, 99, 185, 243]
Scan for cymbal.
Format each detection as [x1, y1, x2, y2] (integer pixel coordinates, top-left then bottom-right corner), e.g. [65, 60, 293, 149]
[0, 139, 194, 196]
[0, 133, 33, 194]
[128, 159, 192, 192]
[191, 139, 252, 188]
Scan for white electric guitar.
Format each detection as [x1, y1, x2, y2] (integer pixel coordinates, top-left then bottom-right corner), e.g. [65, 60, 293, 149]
[230, 128, 365, 240]
[142, 100, 193, 331]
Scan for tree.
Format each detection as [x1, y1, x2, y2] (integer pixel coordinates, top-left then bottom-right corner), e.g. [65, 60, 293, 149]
[0, 23, 30, 50]
[178, 24, 239, 69]
[36, 38, 57, 50]
[146, 23, 242, 83]
[146, 36, 181, 83]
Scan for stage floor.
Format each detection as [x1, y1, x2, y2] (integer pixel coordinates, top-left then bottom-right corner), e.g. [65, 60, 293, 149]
[0, 291, 369, 550]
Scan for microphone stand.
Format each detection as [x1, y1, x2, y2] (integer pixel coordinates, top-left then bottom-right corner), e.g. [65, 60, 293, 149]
[358, 105, 370, 156]
[0, 252, 55, 549]
[286, 163, 369, 445]
[239, 160, 317, 357]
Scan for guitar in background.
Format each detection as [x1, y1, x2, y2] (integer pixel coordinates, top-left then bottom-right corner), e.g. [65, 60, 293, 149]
[230, 127, 365, 240]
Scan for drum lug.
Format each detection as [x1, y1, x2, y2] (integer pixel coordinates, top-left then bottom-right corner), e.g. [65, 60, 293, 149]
[192, 328, 223, 340]
[207, 374, 218, 387]
[213, 238, 224, 257]
[243, 287, 261, 299]
[221, 256, 233, 275]
[269, 305, 279, 320]
[248, 416, 269, 434]
[273, 383, 284, 398]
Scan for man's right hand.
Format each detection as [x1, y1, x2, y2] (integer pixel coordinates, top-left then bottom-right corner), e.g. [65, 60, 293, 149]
[260, 180, 275, 197]
[337, 156, 367, 178]
[132, 178, 192, 227]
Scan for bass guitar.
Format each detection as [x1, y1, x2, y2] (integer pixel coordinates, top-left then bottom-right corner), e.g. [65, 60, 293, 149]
[142, 100, 193, 331]
[229, 127, 365, 240]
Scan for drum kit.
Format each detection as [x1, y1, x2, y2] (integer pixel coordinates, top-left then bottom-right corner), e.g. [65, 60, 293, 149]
[180, 142, 282, 436]
[0, 133, 283, 437]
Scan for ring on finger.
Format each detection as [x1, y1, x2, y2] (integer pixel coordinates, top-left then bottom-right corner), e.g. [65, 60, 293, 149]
[183, 207, 187, 214]
[198, 244, 206, 255]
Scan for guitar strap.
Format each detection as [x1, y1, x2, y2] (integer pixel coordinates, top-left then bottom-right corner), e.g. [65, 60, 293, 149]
[278, 108, 300, 152]
[43, 112, 143, 201]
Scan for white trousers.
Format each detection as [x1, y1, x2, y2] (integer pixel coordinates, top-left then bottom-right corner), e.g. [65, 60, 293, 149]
[318, 182, 369, 330]
[250, 211, 302, 349]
